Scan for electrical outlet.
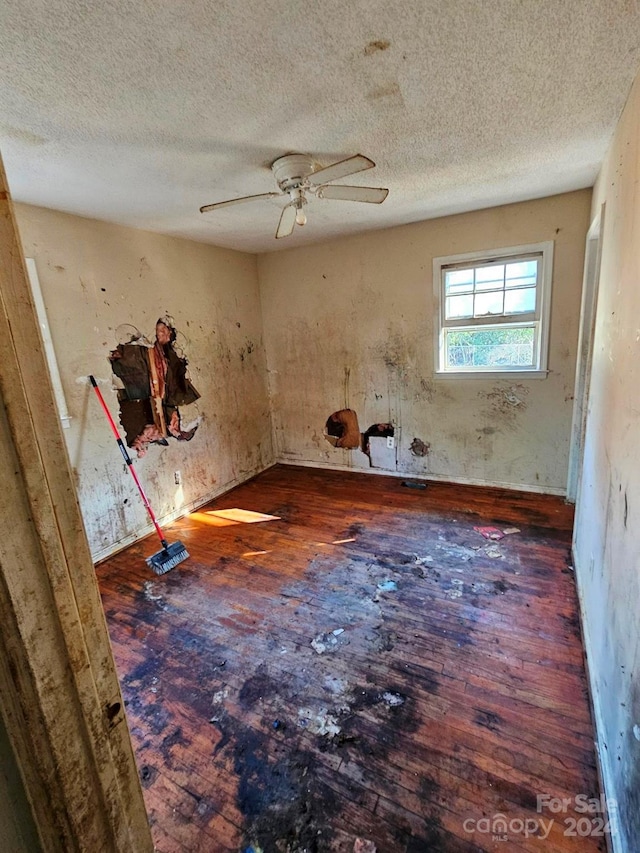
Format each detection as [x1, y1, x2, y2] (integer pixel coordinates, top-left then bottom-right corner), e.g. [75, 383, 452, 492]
[386, 436, 395, 449]
[174, 470, 181, 485]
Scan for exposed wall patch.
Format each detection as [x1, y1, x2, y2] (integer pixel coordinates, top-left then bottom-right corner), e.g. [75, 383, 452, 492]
[362, 423, 394, 456]
[362, 422, 396, 469]
[410, 438, 430, 457]
[110, 317, 200, 457]
[324, 409, 360, 449]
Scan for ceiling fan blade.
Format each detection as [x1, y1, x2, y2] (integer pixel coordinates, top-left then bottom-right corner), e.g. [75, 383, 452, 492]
[307, 154, 375, 187]
[199, 192, 280, 213]
[276, 203, 297, 239]
[317, 185, 389, 204]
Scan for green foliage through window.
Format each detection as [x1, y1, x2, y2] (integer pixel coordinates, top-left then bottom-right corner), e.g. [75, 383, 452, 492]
[446, 326, 535, 368]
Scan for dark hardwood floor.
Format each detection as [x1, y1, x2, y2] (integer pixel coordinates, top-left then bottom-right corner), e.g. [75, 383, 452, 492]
[97, 465, 606, 853]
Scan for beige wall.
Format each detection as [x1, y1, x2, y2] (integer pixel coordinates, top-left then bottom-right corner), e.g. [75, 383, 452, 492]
[15, 205, 274, 560]
[573, 71, 640, 851]
[258, 191, 591, 493]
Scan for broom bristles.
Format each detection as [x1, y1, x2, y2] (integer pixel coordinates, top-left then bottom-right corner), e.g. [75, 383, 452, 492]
[146, 540, 189, 575]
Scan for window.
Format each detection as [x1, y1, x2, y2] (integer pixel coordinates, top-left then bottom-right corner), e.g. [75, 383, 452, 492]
[433, 241, 553, 377]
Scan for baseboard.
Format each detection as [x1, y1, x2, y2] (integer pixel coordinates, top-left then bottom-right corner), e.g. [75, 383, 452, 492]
[276, 457, 566, 496]
[92, 459, 277, 564]
[572, 543, 623, 853]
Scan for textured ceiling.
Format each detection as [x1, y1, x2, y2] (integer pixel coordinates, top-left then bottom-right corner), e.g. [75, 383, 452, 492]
[1, 1, 639, 254]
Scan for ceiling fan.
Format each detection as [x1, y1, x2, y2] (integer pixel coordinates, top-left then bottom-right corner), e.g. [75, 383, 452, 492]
[199, 153, 389, 239]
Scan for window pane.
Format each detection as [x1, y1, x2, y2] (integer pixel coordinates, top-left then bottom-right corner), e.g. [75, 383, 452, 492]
[475, 264, 504, 285]
[474, 291, 504, 316]
[445, 269, 473, 293]
[506, 260, 537, 280]
[446, 294, 473, 319]
[505, 287, 536, 314]
[445, 326, 535, 369]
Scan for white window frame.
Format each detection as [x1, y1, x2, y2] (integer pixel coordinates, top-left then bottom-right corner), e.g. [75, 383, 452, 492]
[433, 241, 554, 378]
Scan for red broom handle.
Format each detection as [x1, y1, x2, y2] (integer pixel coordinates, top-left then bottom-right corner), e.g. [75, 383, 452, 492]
[89, 376, 168, 547]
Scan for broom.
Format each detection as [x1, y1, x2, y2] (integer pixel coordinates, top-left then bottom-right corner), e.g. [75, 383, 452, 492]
[89, 376, 189, 574]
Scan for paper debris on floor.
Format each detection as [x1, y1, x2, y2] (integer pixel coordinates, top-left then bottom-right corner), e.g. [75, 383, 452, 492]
[474, 526, 505, 540]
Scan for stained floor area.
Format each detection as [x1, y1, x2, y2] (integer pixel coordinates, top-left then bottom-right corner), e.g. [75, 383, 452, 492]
[97, 465, 605, 853]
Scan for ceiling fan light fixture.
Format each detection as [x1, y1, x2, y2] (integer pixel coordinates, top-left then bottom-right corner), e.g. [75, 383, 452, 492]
[200, 152, 388, 239]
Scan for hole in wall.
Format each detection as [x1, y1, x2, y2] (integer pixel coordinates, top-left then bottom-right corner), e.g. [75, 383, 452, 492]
[410, 438, 430, 457]
[109, 317, 200, 458]
[362, 423, 396, 469]
[361, 423, 395, 453]
[324, 409, 361, 449]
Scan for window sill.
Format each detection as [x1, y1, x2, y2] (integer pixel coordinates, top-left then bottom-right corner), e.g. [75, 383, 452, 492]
[434, 369, 549, 380]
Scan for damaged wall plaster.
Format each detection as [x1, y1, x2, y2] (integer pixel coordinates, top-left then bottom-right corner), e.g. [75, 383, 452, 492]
[324, 412, 396, 469]
[15, 204, 274, 561]
[259, 190, 591, 492]
[110, 318, 200, 457]
[324, 409, 361, 449]
[410, 438, 430, 457]
[323, 410, 397, 472]
[362, 422, 395, 468]
[573, 69, 640, 852]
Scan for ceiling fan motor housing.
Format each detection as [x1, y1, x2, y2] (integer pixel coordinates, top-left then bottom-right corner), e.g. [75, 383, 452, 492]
[271, 153, 316, 191]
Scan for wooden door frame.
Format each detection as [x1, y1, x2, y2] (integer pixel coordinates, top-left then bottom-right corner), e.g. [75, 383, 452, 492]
[0, 154, 152, 851]
[566, 206, 605, 504]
